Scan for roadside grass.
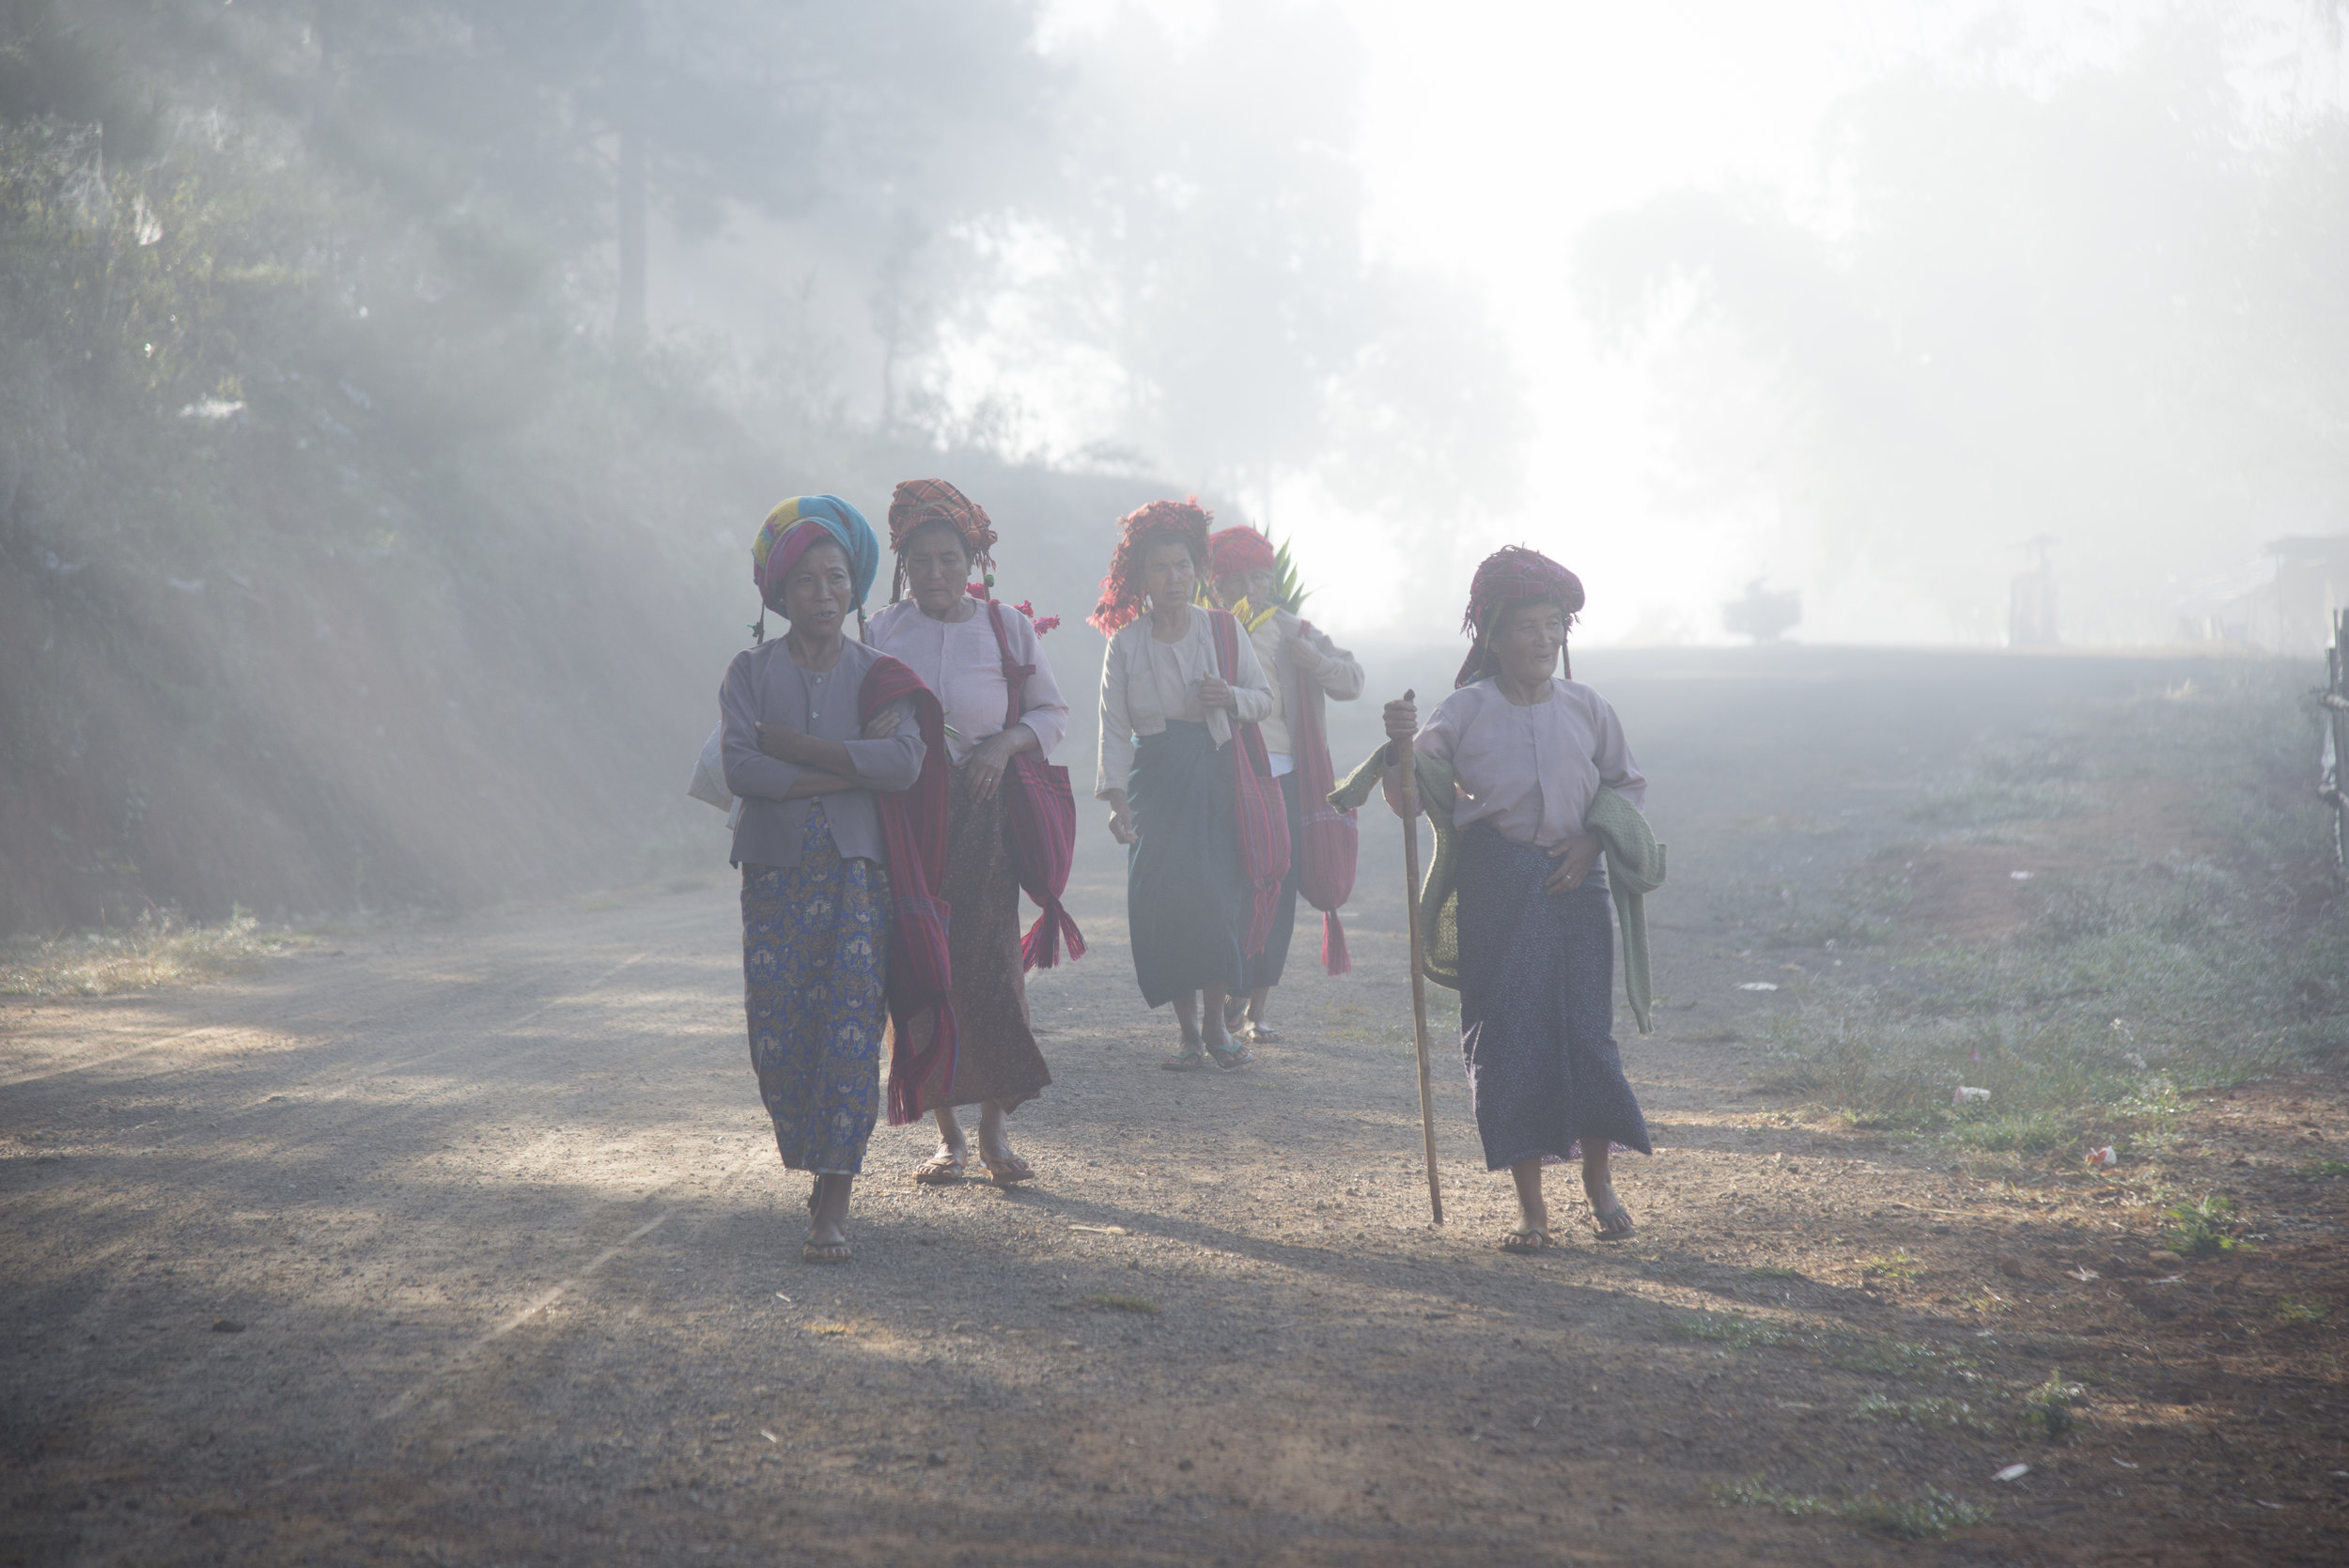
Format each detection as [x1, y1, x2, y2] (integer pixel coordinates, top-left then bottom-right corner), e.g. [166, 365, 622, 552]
[2025, 1371, 2087, 1439]
[1714, 1479, 1993, 1540]
[1852, 1394, 1995, 1432]
[0, 908, 312, 998]
[1666, 1311, 1800, 1349]
[1750, 666, 2346, 1152]
[2162, 1193, 2252, 1257]
[1664, 1314, 1982, 1389]
[1909, 779, 2089, 827]
[1861, 1250, 1921, 1283]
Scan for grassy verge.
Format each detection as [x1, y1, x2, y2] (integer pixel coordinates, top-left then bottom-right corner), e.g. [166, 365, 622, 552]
[1714, 1478, 1993, 1540]
[0, 908, 312, 999]
[1752, 663, 2346, 1157]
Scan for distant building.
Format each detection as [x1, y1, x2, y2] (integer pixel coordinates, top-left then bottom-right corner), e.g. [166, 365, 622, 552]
[2266, 536, 2349, 652]
[2173, 534, 2349, 651]
[2009, 536, 2059, 646]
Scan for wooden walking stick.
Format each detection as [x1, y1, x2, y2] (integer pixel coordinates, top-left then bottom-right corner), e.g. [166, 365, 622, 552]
[1393, 691, 1444, 1225]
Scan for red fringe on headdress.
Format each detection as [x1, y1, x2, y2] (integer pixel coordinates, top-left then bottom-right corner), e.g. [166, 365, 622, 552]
[1088, 498, 1213, 633]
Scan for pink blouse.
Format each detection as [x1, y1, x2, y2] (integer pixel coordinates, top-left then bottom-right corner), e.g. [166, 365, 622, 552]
[1401, 678, 1644, 849]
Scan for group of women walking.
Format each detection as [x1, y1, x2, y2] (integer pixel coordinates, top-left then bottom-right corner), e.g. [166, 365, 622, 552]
[717, 485, 1657, 1264]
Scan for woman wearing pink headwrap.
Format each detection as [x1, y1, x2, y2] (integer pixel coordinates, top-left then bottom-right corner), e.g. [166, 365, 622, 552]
[1203, 526, 1363, 1042]
[1380, 547, 1652, 1250]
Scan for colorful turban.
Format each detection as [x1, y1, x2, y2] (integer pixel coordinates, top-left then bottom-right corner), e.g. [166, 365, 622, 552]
[1206, 525, 1278, 582]
[752, 494, 880, 615]
[887, 478, 998, 565]
[1456, 545, 1584, 688]
[1088, 498, 1213, 634]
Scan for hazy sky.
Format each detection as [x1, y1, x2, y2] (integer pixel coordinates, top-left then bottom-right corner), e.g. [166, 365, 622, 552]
[1026, 0, 2327, 645]
[652, 3, 2335, 645]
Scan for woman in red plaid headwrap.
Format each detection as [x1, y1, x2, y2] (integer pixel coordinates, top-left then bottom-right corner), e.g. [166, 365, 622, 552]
[1092, 500, 1280, 1069]
[1380, 545, 1656, 1250]
[1201, 526, 1365, 1043]
[867, 479, 1073, 1188]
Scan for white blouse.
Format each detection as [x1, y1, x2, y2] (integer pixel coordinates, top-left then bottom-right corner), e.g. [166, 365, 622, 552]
[1095, 605, 1276, 799]
[1406, 678, 1644, 849]
[865, 598, 1070, 766]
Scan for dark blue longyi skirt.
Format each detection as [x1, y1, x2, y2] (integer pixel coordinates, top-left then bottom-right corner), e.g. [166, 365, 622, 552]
[1455, 825, 1652, 1171]
[1124, 721, 1250, 1008]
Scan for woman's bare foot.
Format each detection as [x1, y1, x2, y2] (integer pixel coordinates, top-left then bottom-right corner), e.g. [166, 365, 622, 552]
[1581, 1146, 1633, 1239]
[913, 1108, 970, 1183]
[1200, 986, 1248, 1065]
[1165, 990, 1221, 1065]
[804, 1172, 853, 1262]
[1509, 1157, 1550, 1238]
[975, 1102, 1033, 1183]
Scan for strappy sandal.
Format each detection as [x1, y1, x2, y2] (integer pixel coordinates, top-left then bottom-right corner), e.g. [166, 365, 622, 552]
[977, 1151, 1034, 1186]
[1593, 1206, 1636, 1243]
[1501, 1228, 1557, 1254]
[911, 1149, 968, 1185]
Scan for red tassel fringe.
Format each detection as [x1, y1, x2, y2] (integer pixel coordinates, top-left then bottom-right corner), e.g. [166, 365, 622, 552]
[1021, 898, 1088, 971]
[1321, 910, 1351, 976]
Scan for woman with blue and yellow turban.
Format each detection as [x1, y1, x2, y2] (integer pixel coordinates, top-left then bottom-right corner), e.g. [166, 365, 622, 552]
[722, 494, 953, 1265]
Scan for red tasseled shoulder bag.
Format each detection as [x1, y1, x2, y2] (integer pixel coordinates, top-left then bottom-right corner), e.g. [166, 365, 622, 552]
[860, 653, 956, 1125]
[982, 600, 1085, 970]
[1284, 619, 1359, 975]
[1207, 608, 1293, 958]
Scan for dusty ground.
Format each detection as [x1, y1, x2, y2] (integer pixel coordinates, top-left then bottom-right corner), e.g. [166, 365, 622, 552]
[5, 646, 2345, 1566]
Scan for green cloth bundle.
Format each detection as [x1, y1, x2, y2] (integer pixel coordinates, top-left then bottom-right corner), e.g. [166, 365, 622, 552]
[1330, 742, 1665, 1033]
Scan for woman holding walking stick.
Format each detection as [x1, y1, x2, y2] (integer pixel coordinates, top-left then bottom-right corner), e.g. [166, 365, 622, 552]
[1380, 546, 1652, 1250]
[1092, 499, 1279, 1070]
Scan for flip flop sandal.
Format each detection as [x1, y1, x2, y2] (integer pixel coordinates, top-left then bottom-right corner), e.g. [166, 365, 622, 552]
[1501, 1228, 1557, 1254]
[1593, 1207, 1636, 1242]
[803, 1180, 851, 1262]
[978, 1152, 1034, 1186]
[911, 1150, 968, 1185]
[1205, 1040, 1252, 1071]
[1242, 1022, 1283, 1044]
[1161, 1048, 1209, 1072]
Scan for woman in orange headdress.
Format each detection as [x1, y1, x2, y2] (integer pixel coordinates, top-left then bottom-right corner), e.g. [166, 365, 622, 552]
[867, 479, 1070, 1186]
[1091, 500, 1278, 1069]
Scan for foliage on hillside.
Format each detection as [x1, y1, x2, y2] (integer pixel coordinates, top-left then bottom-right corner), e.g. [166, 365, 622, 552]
[0, 7, 1085, 930]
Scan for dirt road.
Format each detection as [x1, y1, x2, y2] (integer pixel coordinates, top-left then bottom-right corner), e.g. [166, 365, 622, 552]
[6, 647, 2343, 1565]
